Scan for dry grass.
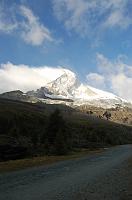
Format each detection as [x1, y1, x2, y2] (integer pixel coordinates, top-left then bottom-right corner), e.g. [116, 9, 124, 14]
[0, 149, 102, 173]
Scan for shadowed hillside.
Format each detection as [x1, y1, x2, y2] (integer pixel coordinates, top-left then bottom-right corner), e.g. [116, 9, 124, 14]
[0, 98, 132, 161]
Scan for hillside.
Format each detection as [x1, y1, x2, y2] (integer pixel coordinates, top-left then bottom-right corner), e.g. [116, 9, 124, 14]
[77, 105, 132, 125]
[0, 98, 132, 162]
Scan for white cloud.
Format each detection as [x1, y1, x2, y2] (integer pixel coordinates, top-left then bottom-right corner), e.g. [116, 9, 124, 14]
[111, 73, 132, 100]
[53, 0, 94, 36]
[53, 0, 131, 36]
[86, 73, 105, 89]
[0, 3, 54, 46]
[0, 62, 65, 93]
[86, 53, 132, 101]
[0, 5, 18, 33]
[96, 53, 114, 74]
[103, 10, 130, 29]
[19, 5, 53, 46]
[101, 0, 131, 29]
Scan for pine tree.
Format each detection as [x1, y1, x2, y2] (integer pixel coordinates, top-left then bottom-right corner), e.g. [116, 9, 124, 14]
[45, 109, 70, 155]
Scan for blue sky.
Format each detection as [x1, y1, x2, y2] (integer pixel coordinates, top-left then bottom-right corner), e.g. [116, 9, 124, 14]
[0, 0, 132, 100]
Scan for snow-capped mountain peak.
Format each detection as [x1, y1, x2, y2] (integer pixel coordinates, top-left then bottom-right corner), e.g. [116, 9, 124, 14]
[1, 68, 131, 108]
[47, 69, 77, 88]
[43, 69, 117, 101]
[45, 69, 80, 98]
[38, 69, 131, 108]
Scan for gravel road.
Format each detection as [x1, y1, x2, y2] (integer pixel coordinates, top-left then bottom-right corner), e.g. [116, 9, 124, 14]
[0, 145, 132, 200]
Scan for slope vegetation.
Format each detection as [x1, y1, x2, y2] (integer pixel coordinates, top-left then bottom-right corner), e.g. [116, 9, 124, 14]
[0, 98, 132, 161]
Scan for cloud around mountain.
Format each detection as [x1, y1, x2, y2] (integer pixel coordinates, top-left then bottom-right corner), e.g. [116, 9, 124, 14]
[0, 62, 65, 93]
[86, 53, 132, 101]
[0, 55, 132, 102]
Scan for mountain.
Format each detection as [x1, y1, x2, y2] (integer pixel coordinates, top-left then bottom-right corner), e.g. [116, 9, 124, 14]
[0, 68, 131, 109]
[0, 90, 38, 103]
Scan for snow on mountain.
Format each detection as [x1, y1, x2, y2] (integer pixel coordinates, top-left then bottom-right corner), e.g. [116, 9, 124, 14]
[73, 84, 101, 100]
[44, 69, 98, 100]
[0, 68, 131, 108]
[30, 68, 131, 108]
[45, 69, 79, 98]
[44, 69, 117, 101]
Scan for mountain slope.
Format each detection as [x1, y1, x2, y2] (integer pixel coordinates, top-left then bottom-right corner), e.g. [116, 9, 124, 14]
[28, 69, 132, 108]
[0, 68, 131, 109]
[0, 98, 132, 161]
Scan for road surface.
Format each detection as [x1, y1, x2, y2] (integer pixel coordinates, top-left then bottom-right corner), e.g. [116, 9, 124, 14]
[0, 145, 132, 200]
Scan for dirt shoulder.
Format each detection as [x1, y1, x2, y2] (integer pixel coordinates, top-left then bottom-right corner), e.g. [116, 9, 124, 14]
[0, 148, 103, 173]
